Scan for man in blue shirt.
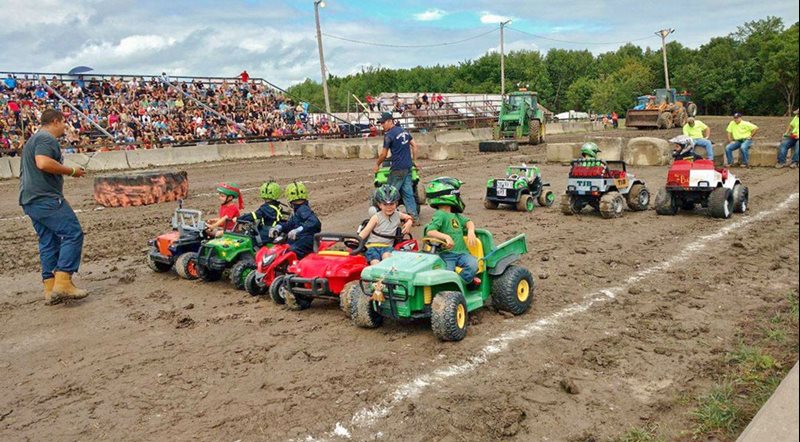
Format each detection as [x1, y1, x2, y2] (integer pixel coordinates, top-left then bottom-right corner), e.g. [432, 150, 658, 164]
[374, 112, 419, 221]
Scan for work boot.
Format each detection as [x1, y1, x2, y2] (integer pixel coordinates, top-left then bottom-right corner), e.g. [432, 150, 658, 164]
[52, 271, 89, 300]
[43, 278, 58, 305]
[775, 163, 785, 169]
[791, 163, 798, 169]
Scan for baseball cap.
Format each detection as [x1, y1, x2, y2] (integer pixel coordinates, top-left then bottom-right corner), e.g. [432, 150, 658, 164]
[377, 112, 393, 123]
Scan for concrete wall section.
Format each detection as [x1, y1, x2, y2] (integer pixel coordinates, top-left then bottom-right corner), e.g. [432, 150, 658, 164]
[624, 137, 672, 166]
[86, 151, 130, 171]
[126, 145, 222, 169]
[428, 143, 464, 160]
[435, 131, 476, 144]
[8, 156, 21, 177]
[746, 143, 779, 167]
[0, 158, 12, 179]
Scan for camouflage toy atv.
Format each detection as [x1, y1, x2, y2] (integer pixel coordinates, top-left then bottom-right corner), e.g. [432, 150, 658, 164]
[485, 164, 556, 212]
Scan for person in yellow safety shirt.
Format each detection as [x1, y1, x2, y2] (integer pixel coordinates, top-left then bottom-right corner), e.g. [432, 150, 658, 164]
[724, 112, 759, 168]
[682, 117, 713, 159]
[776, 109, 799, 169]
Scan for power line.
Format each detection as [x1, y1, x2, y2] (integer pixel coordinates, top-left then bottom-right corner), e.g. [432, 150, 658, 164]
[507, 26, 657, 45]
[321, 28, 498, 48]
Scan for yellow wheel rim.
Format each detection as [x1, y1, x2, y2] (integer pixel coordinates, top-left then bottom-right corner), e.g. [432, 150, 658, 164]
[517, 279, 530, 302]
[456, 304, 466, 329]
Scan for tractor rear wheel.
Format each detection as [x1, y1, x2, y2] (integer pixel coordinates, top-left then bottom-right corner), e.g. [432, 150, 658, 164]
[244, 271, 267, 296]
[146, 248, 172, 273]
[538, 190, 556, 207]
[708, 187, 733, 219]
[491, 265, 534, 316]
[350, 284, 383, 328]
[733, 184, 748, 213]
[484, 199, 499, 210]
[599, 192, 625, 218]
[339, 281, 359, 318]
[283, 284, 312, 310]
[657, 112, 673, 129]
[230, 258, 256, 290]
[431, 291, 468, 341]
[529, 120, 542, 145]
[516, 195, 535, 212]
[270, 275, 287, 304]
[687, 103, 698, 117]
[626, 184, 650, 211]
[655, 188, 678, 215]
[174, 252, 199, 280]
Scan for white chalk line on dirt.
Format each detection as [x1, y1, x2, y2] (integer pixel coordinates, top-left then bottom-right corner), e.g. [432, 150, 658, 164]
[305, 192, 800, 441]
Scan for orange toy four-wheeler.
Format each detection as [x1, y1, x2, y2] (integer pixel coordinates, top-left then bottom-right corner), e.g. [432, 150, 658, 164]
[146, 206, 208, 279]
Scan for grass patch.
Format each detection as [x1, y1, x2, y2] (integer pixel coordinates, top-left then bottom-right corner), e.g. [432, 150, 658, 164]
[615, 424, 664, 442]
[691, 384, 742, 436]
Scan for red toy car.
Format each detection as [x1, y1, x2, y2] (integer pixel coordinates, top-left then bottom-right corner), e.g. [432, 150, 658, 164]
[280, 233, 418, 314]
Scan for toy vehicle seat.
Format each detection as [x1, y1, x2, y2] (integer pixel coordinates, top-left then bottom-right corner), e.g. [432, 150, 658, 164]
[606, 169, 627, 179]
[454, 236, 485, 274]
[571, 165, 604, 177]
[693, 160, 715, 170]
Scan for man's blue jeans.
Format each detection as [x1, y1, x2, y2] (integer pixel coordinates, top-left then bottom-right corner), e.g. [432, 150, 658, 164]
[725, 139, 753, 165]
[387, 170, 418, 219]
[693, 138, 714, 159]
[22, 198, 84, 280]
[778, 137, 799, 164]
[440, 252, 478, 283]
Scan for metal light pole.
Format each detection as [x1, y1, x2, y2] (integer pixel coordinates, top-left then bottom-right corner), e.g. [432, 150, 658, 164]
[314, 0, 332, 114]
[500, 20, 511, 96]
[656, 28, 674, 90]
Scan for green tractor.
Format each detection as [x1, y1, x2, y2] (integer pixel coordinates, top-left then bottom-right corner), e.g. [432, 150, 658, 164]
[493, 89, 546, 145]
[347, 230, 534, 341]
[193, 220, 267, 289]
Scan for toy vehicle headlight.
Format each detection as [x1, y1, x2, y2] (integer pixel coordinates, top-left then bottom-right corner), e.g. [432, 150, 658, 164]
[515, 180, 526, 189]
[262, 254, 274, 266]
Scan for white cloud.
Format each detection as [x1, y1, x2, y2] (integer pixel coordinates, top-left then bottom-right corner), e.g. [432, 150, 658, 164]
[414, 9, 446, 21]
[480, 12, 512, 24]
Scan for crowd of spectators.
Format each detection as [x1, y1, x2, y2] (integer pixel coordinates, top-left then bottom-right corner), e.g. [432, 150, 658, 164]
[364, 92, 446, 114]
[1, 73, 343, 156]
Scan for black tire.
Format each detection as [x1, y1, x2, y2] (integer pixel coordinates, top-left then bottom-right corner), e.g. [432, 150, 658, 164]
[244, 271, 267, 296]
[230, 259, 256, 290]
[479, 141, 519, 152]
[538, 189, 556, 207]
[491, 265, 534, 316]
[431, 291, 468, 341]
[560, 195, 584, 215]
[657, 112, 673, 129]
[516, 194, 534, 212]
[484, 199, 499, 210]
[626, 184, 650, 211]
[339, 281, 359, 318]
[675, 108, 688, 127]
[270, 275, 287, 304]
[350, 284, 383, 328]
[654, 187, 678, 215]
[196, 262, 222, 282]
[146, 248, 172, 273]
[681, 200, 696, 211]
[415, 185, 426, 206]
[174, 252, 199, 280]
[529, 120, 542, 145]
[708, 187, 733, 219]
[733, 184, 748, 213]
[599, 191, 625, 218]
[283, 283, 312, 310]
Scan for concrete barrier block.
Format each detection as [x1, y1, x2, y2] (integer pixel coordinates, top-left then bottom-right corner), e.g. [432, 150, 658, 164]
[693, 146, 725, 167]
[748, 143, 779, 167]
[546, 124, 564, 135]
[413, 132, 436, 145]
[624, 137, 672, 166]
[470, 127, 493, 140]
[63, 153, 90, 169]
[0, 158, 12, 179]
[546, 142, 580, 163]
[428, 143, 464, 161]
[8, 156, 21, 177]
[435, 130, 475, 144]
[359, 144, 378, 159]
[415, 143, 430, 160]
[590, 137, 624, 161]
[86, 151, 130, 171]
[126, 145, 221, 169]
[218, 143, 271, 160]
[286, 142, 302, 157]
[301, 143, 323, 158]
[322, 144, 358, 159]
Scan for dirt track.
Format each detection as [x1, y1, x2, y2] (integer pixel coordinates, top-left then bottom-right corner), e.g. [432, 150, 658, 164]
[0, 117, 798, 441]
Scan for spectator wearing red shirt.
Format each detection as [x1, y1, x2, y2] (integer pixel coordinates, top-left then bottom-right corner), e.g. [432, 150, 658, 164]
[366, 94, 375, 112]
[240, 70, 249, 83]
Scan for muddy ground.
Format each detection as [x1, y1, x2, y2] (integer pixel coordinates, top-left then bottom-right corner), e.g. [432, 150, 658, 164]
[0, 116, 797, 441]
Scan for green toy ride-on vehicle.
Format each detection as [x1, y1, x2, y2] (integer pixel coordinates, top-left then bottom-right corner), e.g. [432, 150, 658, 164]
[485, 164, 556, 212]
[347, 230, 534, 341]
[193, 220, 267, 289]
[374, 158, 425, 207]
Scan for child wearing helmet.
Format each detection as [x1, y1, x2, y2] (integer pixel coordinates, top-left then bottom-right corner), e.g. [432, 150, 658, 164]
[423, 177, 480, 288]
[359, 184, 414, 265]
[206, 183, 243, 237]
[579, 142, 602, 166]
[669, 135, 703, 161]
[237, 181, 286, 239]
[269, 181, 321, 259]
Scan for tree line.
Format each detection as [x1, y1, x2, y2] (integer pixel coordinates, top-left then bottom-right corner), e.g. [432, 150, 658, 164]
[287, 17, 798, 117]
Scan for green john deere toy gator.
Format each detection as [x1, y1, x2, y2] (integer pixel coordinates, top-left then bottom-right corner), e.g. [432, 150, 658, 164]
[346, 230, 534, 341]
[374, 158, 425, 207]
[193, 220, 268, 289]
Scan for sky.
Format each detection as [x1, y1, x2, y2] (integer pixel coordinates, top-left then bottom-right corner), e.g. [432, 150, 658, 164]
[1, 0, 797, 89]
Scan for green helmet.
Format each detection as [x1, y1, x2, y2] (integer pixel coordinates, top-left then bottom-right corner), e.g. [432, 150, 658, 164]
[259, 181, 282, 200]
[580, 142, 600, 159]
[284, 181, 308, 203]
[425, 177, 465, 213]
[374, 184, 400, 205]
[216, 183, 241, 198]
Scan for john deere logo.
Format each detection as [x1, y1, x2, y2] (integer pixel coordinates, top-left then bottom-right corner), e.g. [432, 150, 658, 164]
[451, 218, 460, 229]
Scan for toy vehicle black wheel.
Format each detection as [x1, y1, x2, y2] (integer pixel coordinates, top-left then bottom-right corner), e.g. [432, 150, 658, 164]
[230, 259, 256, 290]
[415, 186, 426, 206]
[560, 195, 583, 215]
[732, 184, 748, 213]
[197, 262, 222, 282]
[339, 281, 359, 318]
[537, 190, 556, 207]
[708, 187, 733, 219]
[270, 275, 287, 304]
[484, 199, 499, 210]
[654, 187, 678, 215]
[244, 271, 266, 296]
[283, 284, 312, 310]
[174, 252, 199, 280]
[626, 184, 650, 211]
[599, 191, 625, 218]
[516, 195, 534, 212]
[350, 284, 383, 328]
[491, 265, 534, 316]
[431, 291, 468, 341]
[146, 248, 172, 273]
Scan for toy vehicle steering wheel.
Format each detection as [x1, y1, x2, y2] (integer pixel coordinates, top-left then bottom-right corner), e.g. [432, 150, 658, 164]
[344, 238, 361, 250]
[422, 237, 448, 254]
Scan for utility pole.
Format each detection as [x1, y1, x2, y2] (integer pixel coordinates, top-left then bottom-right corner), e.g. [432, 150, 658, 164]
[314, 0, 332, 114]
[656, 28, 674, 90]
[500, 20, 511, 96]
